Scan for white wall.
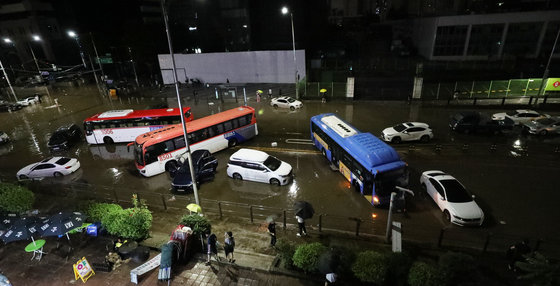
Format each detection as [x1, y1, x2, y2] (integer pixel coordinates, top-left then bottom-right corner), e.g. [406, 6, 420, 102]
[158, 50, 306, 84]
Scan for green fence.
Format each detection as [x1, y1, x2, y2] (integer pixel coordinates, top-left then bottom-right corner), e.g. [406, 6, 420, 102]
[422, 78, 547, 100]
[303, 82, 348, 99]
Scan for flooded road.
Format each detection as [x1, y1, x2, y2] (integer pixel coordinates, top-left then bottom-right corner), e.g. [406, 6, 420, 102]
[1, 85, 559, 253]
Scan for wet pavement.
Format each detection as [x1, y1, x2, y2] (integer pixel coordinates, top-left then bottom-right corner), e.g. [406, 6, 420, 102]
[1, 84, 560, 264]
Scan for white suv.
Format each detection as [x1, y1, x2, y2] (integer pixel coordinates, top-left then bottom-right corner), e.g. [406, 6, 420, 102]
[227, 148, 293, 185]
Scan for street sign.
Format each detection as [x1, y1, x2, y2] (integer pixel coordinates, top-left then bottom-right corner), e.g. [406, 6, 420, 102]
[97, 57, 113, 64]
[392, 221, 402, 252]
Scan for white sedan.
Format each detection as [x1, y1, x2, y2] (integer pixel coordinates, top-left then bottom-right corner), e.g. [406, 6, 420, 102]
[492, 109, 548, 125]
[16, 96, 39, 106]
[0, 131, 9, 144]
[381, 122, 433, 144]
[420, 170, 484, 226]
[270, 96, 303, 111]
[17, 157, 81, 180]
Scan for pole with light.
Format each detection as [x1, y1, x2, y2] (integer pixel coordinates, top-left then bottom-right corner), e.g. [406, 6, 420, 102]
[29, 35, 42, 75]
[281, 6, 298, 99]
[0, 38, 17, 101]
[128, 47, 140, 87]
[161, 0, 200, 206]
[67, 31, 87, 68]
[536, 26, 560, 105]
[90, 33, 105, 80]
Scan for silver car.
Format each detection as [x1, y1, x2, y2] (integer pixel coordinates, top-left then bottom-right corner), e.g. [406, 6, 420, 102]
[522, 117, 560, 136]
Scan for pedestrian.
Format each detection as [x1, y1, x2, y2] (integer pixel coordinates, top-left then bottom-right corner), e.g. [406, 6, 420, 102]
[226, 78, 230, 84]
[296, 215, 307, 237]
[224, 231, 235, 263]
[193, 90, 198, 103]
[325, 272, 337, 286]
[507, 239, 531, 271]
[267, 220, 277, 247]
[206, 233, 219, 265]
[256, 91, 261, 103]
[268, 88, 272, 99]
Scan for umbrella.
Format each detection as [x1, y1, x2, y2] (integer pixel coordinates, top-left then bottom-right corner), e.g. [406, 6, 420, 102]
[266, 214, 279, 223]
[318, 250, 340, 274]
[257, 90, 263, 94]
[38, 211, 87, 238]
[0, 216, 43, 244]
[294, 201, 314, 220]
[186, 203, 202, 214]
[320, 89, 327, 93]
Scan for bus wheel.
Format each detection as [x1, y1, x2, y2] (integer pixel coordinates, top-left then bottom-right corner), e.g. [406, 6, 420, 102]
[228, 139, 238, 148]
[270, 178, 280, 186]
[165, 161, 178, 172]
[103, 137, 114, 144]
[233, 173, 242, 180]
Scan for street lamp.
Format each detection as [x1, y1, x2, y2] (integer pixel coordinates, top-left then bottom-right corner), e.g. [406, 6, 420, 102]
[29, 35, 42, 75]
[67, 30, 87, 68]
[281, 6, 298, 99]
[0, 38, 17, 101]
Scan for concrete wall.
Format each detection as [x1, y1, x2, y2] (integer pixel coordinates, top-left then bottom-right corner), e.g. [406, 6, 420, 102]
[158, 50, 306, 84]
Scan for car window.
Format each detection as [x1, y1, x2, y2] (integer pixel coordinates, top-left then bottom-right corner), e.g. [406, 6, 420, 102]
[408, 127, 424, 132]
[506, 111, 517, 116]
[263, 156, 281, 171]
[287, 98, 296, 103]
[429, 178, 445, 197]
[439, 179, 472, 203]
[278, 99, 286, 103]
[55, 158, 71, 165]
[393, 124, 407, 132]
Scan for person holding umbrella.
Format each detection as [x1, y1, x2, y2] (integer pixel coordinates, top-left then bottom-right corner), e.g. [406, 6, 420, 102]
[294, 201, 314, 237]
[267, 220, 277, 247]
[296, 215, 307, 237]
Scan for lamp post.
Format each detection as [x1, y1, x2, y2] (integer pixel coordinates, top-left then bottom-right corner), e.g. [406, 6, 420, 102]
[1, 38, 17, 101]
[67, 31, 87, 68]
[161, 0, 200, 206]
[29, 35, 42, 76]
[128, 47, 140, 87]
[90, 33, 105, 80]
[281, 6, 298, 99]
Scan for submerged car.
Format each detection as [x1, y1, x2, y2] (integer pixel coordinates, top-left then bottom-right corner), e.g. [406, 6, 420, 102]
[492, 109, 548, 125]
[522, 116, 560, 136]
[381, 122, 433, 143]
[0, 131, 9, 144]
[450, 111, 514, 134]
[48, 124, 82, 151]
[420, 170, 484, 226]
[17, 157, 81, 180]
[227, 148, 293, 185]
[270, 96, 303, 111]
[170, 150, 218, 192]
[16, 96, 39, 106]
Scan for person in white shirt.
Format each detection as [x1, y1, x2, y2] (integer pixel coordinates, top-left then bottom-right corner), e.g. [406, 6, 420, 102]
[296, 215, 307, 237]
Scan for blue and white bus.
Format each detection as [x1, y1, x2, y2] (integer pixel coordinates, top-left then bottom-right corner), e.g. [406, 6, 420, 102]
[310, 113, 408, 206]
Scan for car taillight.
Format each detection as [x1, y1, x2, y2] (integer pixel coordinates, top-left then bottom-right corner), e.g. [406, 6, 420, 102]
[65, 166, 71, 169]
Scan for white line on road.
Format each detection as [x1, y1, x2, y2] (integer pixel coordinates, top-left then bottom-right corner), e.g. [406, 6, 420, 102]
[285, 138, 314, 145]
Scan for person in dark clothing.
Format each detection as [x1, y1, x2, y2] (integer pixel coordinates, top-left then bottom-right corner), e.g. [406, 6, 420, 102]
[224, 231, 235, 263]
[267, 221, 277, 246]
[206, 233, 219, 265]
[507, 239, 531, 271]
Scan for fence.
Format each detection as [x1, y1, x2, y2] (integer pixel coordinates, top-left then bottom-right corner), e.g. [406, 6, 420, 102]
[303, 82, 348, 100]
[422, 78, 550, 100]
[5, 177, 559, 259]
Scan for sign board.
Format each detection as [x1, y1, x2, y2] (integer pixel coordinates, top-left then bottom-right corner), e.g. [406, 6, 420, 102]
[412, 77, 423, 99]
[74, 257, 95, 283]
[346, 77, 355, 98]
[391, 221, 402, 252]
[545, 78, 560, 91]
[130, 253, 161, 284]
[97, 57, 113, 64]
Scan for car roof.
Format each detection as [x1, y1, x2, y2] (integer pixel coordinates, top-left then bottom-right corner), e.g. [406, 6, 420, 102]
[515, 109, 538, 114]
[276, 96, 293, 100]
[403, 122, 429, 128]
[423, 170, 456, 181]
[230, 148, 269, 162]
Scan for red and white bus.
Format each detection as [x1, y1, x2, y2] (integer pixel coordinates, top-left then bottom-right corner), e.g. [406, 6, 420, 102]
[83, 107, 193, 144]
[132, 106, 257, 177]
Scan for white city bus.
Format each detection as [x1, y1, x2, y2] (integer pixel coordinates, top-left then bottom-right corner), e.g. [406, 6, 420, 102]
[83, 107, 193, 144]
[132, 106, 257, 177]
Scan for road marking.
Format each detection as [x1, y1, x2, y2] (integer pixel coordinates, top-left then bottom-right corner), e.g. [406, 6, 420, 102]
[285, 138, 314, 145]
[243, 145, 319, 155]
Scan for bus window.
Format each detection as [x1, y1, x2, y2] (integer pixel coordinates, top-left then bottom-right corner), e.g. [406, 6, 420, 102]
[216, 123, 224, 134]
[188, 132, 199, 144]
[231, 119, 239, 129]
[173, 136, 186, 149]
[224, 121, 233, 132]
[207, 127, 215, 137]
[164, 140, 174, 152]
[238, 115, 247, 126]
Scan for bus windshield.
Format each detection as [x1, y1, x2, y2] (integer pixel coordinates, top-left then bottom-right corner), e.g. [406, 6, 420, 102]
[263, 156, 282, 171]
[134, 143, 144, 166]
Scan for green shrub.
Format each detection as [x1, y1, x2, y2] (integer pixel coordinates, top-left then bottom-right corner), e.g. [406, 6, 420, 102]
[352, 250, 387, 284]
[0, 183, 34, 213]
[103, 195, 153, 240]
[180, 214, 211, 237]
[276, 239, 297, 269]
[292, 242, 327, 273]
[387, 252, 412, 286]
[86, 203, 122, 222]
[438, 252, 478, 285]
[330, 246, 356, 280]
[408, 261, 443, 286]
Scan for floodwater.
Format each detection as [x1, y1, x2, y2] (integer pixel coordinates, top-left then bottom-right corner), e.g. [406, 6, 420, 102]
[1, 85, 559, 253]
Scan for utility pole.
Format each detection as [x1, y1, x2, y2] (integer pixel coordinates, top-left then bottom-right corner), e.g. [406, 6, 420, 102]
[128, 47, 140, 87]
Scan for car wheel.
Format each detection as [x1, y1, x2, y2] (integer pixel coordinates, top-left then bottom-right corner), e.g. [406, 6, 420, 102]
[391, 137, 402, 144]
[228, 138, 238, 148]
[233, 173, 242, 180]
[19, 174, 28, 180]
[165, 160, 178, 172]
[273, 104, 278, 109]
[53, 172, 63, 177]
[539, 130, 548, 136]
[103, 136, 114, 144]
[270, 178, 280, 186]
[290, 106, 295, 111]
[443, 210, 451, 223]
[420, 135, 430, 143]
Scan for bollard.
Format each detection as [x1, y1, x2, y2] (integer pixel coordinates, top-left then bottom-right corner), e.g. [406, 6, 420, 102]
[473, 97, 477, 105]
[435, 144, 442, 153]
[408, 145, 415, 152]
[462, 143, 469, 152]
[249, 206, 254, 223]
[543, 95, 548, 104]
[555, 146, 560, 153]
[113, 189, 119, 202]
[447, 98, 451, 106]
[501, 97, 506, 106]
[490, 144, 497, 152]
[218, 202, 223, 219]
[161, 194, 167, 210]
[319, 214, 323, 232]
[483, 233, 491, 253]
[355, 218, 361, 236]
[438, 228, 445, 247]
[283, 210, 287, 230]
[529, 96, 533, 105]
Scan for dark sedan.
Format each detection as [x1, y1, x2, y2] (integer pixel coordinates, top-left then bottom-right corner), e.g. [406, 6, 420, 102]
[48, 124, 82, 151]
[170, 150, 218, 193]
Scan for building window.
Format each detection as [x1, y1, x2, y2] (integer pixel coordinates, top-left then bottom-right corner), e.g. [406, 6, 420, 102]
[503, 22, 543, 57]
[467, 24, 504, 56]
[433, 25, 468, 56]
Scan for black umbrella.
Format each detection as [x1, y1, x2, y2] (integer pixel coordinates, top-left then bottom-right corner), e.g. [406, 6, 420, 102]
[38, 211, 87, 238]
[0, 216, 43, 244]
[294, 201, 315, 219]
[318, 250, 340, 274]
